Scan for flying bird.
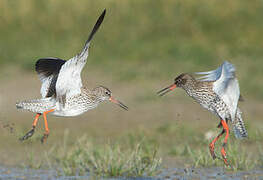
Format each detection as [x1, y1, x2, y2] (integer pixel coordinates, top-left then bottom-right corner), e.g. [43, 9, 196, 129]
[16, 9, 128, 143]
[157, 61, 247, 166]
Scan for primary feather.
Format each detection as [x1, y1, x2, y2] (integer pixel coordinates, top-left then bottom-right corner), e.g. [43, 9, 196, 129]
[55, 9, 106, 106]
[196, 61, 240, 122]
[35, 57, 66, 98]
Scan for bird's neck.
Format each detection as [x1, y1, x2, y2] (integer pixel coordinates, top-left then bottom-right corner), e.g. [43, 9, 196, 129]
[82, 87, 103, 103]
[182, 78, 198, 96]
[183, 85, 195, 96]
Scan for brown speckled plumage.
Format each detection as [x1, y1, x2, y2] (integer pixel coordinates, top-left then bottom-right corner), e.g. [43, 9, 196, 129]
[16, 10, 128, 143]
[177, 74, 231, 121]
[174, 73, 247, 138]
[158, 61, 247, 166]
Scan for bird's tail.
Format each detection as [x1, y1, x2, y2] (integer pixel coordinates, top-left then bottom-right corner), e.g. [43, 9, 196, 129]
[232, 108, 248, 139]
[16, 98, 55, 113]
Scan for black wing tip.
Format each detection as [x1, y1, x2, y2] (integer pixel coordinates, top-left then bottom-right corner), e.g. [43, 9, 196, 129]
[35, 57, 66, 75]
[86, 9, 106, 43]
[102, 9, 106, 16]
[35, 57, 64, 67]
[100, 9, 106, 22]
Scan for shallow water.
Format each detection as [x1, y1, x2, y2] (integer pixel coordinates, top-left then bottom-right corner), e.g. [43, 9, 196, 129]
[157, 167, 263, 180]
[1, 166, 263, 180]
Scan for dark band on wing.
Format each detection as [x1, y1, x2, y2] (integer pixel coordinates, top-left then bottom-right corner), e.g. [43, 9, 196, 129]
[46, 74, 59, 97]
[35, 57, 66, 77]
[35, 57, 66, 98]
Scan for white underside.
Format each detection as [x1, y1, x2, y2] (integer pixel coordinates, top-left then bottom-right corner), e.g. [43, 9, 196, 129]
[52, 109, 86, 117]
[51, 101, 99, 117]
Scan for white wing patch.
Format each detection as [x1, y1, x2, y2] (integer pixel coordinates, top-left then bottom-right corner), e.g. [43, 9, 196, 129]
[55, 10, 105, 103]
[196, 61, 240, 121]
[39, 75, 53, 98]
[55, 56, 84, 100]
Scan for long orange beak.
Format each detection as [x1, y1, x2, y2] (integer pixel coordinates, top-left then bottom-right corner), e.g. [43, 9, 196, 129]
[109, 97, 128, 111]
[157, 84, 176, 96]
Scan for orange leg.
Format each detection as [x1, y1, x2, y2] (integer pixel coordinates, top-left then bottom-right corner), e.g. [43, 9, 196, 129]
[20, 113, 42, 141]
[33, 113, 41, 127]
[41, 109, 54, 143]
[209, 129, 225, 159]
[220, 119, 230, 166]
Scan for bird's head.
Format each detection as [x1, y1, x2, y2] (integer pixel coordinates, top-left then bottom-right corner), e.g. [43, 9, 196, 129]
[93, 86, 128, 110]
[157, 73, 194, 96]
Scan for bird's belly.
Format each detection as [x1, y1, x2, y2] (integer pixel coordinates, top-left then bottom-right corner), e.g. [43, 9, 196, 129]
[52, 108, 86, 117]
[52, 101, 98, 117]
[195, 96, 230, 120]
[190, 94, 216, 114]
[200, 103, 210, 110]
[199, 102, 215, 113]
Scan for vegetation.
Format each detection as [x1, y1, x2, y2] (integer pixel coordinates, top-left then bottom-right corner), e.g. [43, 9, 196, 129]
[18, 125, 263, 177]
[1, 0, 263, 99]
[0, 0, 262, 178]
[52, 136, 161, 177]
[189, 141, 259, 171]
[158, 123, 263, 171]
[20, 131, 162, 177]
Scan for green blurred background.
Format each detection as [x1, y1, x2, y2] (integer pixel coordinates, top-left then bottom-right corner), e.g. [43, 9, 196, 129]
[0, 0, 262, 171]
[1, 0, 263, 99]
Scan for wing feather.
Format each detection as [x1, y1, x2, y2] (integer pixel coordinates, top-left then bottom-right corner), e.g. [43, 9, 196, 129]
[196, 61, 240, 121]
[55, 9, 106, 101]
[35, 57, 66, 98]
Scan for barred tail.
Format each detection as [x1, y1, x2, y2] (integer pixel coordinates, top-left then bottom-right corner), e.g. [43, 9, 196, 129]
[233, 108, 248, 139]
[16, 98, 55, 113]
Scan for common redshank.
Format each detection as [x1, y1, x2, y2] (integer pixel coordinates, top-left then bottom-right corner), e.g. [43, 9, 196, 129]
[157, 61, 247, 166]
[16, 9, 128, 143]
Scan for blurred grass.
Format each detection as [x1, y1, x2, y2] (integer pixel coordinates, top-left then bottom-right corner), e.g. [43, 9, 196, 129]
[1, 0, 263, 99]
[52, 134, 161, 177]
[0, 0, 263, 176]
[189, 140, 257, 170]
[22, 130, 162, 177]
[20, 123, 263, 176]
[156, 123, 263, 171]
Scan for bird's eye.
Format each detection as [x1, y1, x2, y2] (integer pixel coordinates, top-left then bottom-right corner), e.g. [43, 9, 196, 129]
[105, 91, 110, 95]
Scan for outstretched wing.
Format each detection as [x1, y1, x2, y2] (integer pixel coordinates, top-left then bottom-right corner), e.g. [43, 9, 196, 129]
[35, 57, 66, 98]
[196, 61, 240, 121]
[55, 9, 106, 102]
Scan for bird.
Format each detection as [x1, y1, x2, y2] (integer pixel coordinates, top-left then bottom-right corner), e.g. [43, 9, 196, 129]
[157, 61, 247, 166]
[16, 9, 128, 143]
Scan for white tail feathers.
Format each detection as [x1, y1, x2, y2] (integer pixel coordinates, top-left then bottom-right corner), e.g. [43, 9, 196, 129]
[16, 98, 55, 113]
[233, 108, 248, 139]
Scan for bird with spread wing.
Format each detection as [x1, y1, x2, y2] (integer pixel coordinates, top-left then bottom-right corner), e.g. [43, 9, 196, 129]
[16, 9, 128, 143]
[157, 61, 247, 166]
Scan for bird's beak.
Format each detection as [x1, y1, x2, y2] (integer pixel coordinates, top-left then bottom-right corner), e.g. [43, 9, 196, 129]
[157, 84, 176, 96]
[109, 97, 128, 111]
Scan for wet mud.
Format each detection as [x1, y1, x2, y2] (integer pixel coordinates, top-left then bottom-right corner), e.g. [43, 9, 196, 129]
[1, 166, 263, 180]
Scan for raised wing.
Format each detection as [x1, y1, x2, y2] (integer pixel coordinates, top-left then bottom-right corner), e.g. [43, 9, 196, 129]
[35, 57, 66, 98]
[55, 9, 106, 102]
[196, 61, 240, 121]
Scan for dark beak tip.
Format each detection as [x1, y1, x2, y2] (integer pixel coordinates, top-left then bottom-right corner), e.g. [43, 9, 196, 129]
[122, 105, 129, 111]
[157, 92, 163, 96]
[157, 89, 168, 97]
[115, 100, 128, 111]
